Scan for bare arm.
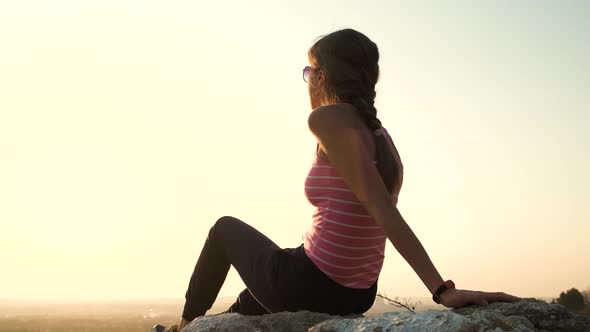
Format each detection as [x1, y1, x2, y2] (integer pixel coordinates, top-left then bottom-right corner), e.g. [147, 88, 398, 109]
[307, 105, 524, 308]
[364, 196, 445, 294]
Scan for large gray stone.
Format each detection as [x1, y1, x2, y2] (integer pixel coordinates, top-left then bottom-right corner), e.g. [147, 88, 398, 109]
[182, 311, 345, 332]
[182, 298, 590, 332]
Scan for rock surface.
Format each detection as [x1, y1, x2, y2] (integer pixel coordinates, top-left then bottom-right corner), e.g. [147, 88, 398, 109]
[182, 298, 590, 332]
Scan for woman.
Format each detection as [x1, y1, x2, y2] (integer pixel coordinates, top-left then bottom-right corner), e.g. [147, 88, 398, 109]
[153, 28, 522, 332]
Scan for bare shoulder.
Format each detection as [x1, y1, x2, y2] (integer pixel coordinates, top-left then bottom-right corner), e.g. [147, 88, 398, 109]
[307, 103, 361, 133]
[307, 104, 376, 159]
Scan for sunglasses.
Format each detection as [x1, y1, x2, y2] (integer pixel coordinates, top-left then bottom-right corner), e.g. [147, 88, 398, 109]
[302, 66, 320, 83]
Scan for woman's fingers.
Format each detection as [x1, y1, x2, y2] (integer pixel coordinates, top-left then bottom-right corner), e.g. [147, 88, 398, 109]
[469, 291, 515, 306]
[484, 291, 522, 303]
[496, 291, 522, 302]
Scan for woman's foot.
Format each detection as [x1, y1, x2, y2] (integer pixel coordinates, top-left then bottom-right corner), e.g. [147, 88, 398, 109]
[151, 317, 191, 332]
[151, 324, 179, 332]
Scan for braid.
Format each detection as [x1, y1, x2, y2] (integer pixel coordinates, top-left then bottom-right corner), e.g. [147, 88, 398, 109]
[349, 80, 398, 196]
[347, 70, 381, 130]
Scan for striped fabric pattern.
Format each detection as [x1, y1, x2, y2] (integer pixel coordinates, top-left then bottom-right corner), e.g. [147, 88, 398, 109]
[303, 128, 402, 289]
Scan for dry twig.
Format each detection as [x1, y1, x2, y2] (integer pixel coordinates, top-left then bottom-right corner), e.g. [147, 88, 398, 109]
[376, 293, 421, 314]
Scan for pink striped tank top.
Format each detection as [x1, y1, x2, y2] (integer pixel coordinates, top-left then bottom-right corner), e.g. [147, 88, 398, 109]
[303, 127, 403, 289]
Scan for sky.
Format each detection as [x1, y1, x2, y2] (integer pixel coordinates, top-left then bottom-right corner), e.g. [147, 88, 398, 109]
[0, 0, 588, 303]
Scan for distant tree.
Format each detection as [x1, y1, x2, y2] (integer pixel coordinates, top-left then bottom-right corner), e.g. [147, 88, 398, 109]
[554, 288, 585, 312]
[581, 288, 590, 305]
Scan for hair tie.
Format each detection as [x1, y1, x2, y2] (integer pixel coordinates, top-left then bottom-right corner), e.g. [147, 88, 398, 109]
[373, 128, 385, 136]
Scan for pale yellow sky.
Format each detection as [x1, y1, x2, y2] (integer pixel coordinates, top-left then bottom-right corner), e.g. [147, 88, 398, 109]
[1, 1, 589, 302]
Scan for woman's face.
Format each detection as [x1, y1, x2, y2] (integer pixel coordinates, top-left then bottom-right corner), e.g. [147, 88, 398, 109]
[307, 51, 325, 110]
[306, 58, 325, 110]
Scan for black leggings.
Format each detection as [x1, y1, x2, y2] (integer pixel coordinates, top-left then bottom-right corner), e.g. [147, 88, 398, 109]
[182, 216, 378, 321]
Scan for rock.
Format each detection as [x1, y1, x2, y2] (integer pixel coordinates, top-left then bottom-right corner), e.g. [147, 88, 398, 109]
[182, 298, 590, 332]
[182, 311, 345, 332]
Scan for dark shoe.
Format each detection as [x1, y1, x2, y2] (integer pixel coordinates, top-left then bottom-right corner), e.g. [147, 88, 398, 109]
[151, 324, 179, 332]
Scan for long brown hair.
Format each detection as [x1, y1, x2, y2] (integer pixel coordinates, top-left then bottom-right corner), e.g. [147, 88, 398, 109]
[309, 28, 400, 195]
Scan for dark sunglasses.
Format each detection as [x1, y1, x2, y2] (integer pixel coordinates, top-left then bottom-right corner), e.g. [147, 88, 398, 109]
[302, 66, 320, 83]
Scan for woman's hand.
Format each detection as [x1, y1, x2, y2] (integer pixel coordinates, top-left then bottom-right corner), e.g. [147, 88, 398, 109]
[439, 288, 523, 309]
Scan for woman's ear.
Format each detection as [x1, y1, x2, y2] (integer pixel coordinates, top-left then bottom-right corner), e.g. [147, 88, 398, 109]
[311, 69, 326, 90]
[309, 69, 322, 89]
[317, 69, 326, 84]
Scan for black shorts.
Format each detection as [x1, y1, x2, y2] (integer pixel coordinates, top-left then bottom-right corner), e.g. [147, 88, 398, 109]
[181, 216, 378, 321]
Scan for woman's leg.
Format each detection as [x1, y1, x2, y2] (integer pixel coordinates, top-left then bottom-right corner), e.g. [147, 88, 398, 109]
[181, 216, 283, 322]
[222, 288, 269, 315]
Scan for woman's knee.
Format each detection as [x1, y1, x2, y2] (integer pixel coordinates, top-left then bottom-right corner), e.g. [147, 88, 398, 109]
[204, 216, 243, 254]
[210, 215, 247, 237]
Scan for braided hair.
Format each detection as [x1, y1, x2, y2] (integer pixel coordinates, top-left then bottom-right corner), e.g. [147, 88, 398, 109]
[309, 29, 400, 195]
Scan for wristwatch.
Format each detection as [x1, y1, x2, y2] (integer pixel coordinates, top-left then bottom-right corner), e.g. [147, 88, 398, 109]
[432, 280, 455, 304]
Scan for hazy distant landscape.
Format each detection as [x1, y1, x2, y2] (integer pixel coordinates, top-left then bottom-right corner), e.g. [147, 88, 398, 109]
[2, 2, 589, 331]
[0, 296, 462, 332]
